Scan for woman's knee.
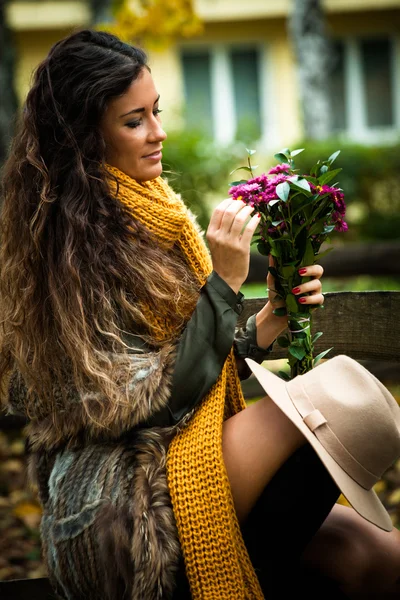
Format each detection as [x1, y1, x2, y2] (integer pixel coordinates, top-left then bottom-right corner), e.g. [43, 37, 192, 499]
[302, 504, 400, 595]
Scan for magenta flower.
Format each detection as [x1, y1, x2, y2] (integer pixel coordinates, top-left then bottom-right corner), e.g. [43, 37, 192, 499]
[228, 147, 347, 380]
[268, 163, 291, 175]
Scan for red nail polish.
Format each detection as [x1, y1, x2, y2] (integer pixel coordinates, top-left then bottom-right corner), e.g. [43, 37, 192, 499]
[257, 213, 261, 218]
[299, 297, 307, 303]
[299, 268, 307, 275]
[292, 287, 300, 294]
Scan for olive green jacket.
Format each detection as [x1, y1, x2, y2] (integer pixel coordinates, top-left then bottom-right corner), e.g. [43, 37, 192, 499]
[145, 270, 273, 427]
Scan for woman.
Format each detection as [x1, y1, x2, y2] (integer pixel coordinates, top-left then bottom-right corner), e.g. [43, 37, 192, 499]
[0, 29, 399, 600]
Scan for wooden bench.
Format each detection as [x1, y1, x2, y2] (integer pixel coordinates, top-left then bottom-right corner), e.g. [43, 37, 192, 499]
[1, 290, 399, 598]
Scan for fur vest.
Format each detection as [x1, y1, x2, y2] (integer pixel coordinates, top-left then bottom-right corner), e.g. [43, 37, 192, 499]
[7, 345, 193, 600]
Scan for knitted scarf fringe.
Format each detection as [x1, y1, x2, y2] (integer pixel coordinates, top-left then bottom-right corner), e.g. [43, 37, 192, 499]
[106, 165, 264, 599]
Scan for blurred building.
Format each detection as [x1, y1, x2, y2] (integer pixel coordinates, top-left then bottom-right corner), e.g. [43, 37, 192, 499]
[6, 0, 400, 150]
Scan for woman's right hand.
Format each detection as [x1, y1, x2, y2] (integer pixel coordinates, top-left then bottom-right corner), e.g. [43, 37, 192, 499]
[206, 198, 261, 294]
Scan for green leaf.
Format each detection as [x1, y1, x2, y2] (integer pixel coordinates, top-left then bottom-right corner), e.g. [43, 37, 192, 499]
[319, 165, 329, 175]
[304, 176, 318, 185]
[246, 148, 256, 156]
[291, 148, 305, 157]
[294, 330, 307, 339]
[328, 150, 341, 164]
[229, 166, 253, 175]
[313, 347, 333, 367]
[273, 307, 287, 317]
[271, 219, 284, 226]
[323, 225, 335, 234]
[282, 265, 295, 278]
[301, 239, 315, 267]
[310, 161, 320, 177]
[268, 199, 280, 207]
[289, 345, 307, 360]
[268, 266, 279, 278]
[316, 246, 334, 260]
[274, 152, 289, 162]
[278, 370, 291, 381]
[285, 293, 298, 313]
[229, 179, 249, 186]
[312, 331, 323, 344]
[257, 241, 270, 256]
[318, 168, 342, 186]
[277, 336, 290, 348]
[292, 178, 311, 193]
[270, 245, 281, 258]
[276, 181, 290, 201]
[309, 217, 327, 236]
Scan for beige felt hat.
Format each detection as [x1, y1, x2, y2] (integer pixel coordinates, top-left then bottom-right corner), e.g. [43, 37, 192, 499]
[245, 354, 400, 531]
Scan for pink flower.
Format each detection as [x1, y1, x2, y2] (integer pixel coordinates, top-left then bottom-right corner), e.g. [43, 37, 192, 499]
[268, 163, 291, 175]
[332, 211, 348, 232]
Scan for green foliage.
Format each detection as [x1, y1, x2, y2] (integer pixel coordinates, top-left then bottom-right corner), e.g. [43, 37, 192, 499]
[229, 147, 347, 377]
[161, 130, 240, 230]
[293, 140, 400, 242]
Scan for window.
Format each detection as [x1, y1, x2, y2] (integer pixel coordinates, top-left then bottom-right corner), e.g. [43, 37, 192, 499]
[181, 52, 213, 135]
[330, 36, 399, 142]
[181, 45, 264, 144]
[361, 39, 393, 128]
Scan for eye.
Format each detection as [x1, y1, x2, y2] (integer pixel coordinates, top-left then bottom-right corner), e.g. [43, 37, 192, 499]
[125, 120, 141, 129]
[153, 108, 162, 116]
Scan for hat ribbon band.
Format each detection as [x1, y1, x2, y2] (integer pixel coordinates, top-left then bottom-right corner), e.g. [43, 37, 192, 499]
[288, 385, 379, 491]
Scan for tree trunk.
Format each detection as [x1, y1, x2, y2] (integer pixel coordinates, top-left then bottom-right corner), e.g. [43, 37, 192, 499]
[0, 0, 18, 166]
[288, 0, 332, 140]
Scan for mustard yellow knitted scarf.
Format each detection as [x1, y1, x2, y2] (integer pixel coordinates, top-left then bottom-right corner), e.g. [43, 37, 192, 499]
[106, 164, 264, 599]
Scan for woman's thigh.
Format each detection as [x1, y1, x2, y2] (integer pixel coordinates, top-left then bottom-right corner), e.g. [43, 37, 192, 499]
[222, 394, 305, 522]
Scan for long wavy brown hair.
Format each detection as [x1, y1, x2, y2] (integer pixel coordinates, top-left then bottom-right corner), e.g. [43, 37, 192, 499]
[0, 29, 200, 424]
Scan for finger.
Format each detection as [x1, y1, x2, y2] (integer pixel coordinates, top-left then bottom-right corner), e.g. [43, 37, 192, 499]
[220, 202, 254, 235]
[207, 198, 243, 233]
[292, 279, 322, 296]
[229, 205, 257, 237]
[298, 264, 324, 279]
[240, 212, 261, 244]
[297, 293, 325, 306]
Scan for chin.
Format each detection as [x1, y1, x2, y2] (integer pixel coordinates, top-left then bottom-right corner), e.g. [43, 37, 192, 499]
[137, 165, 163, 183]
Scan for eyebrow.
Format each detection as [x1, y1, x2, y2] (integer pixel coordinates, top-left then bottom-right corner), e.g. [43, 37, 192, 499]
[119, 95, 160, 118]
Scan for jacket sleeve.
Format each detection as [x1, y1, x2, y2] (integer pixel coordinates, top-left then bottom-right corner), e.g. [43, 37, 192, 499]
[146, 271, 275, 427]
[146, 270, 244, 426]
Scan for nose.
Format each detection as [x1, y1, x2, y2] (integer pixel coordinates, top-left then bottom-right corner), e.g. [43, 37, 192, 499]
[148, 115, 167, 143]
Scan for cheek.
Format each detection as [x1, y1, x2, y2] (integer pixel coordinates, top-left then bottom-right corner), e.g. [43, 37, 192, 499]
[117, 130, 144, 160]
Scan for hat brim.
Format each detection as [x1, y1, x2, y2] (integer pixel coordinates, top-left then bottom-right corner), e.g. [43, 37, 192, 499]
[245, 358, 393, 532]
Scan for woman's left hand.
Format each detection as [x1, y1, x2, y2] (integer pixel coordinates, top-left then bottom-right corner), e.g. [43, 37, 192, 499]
[255, 258, 325, 350]
[266, 256, 325, 309]
[290, 264, 325, 307]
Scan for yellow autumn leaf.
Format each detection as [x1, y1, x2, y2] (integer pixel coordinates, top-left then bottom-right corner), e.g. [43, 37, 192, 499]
[97, 0, 203, 48]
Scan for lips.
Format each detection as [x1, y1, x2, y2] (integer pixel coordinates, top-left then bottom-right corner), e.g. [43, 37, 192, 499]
[143, 149, 162, 160]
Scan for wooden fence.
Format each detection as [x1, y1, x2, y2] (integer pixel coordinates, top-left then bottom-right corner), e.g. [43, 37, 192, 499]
[239, 290, 400, 398]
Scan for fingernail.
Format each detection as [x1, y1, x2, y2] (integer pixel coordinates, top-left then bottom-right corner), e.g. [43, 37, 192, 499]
[292, 287, 300, 294]
[257, 213, 261, 218]
[298, 268, 307, 275]
[299, 297, 307, 303]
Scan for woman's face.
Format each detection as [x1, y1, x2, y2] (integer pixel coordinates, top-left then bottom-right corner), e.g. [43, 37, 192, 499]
[101, 68, 167, 182]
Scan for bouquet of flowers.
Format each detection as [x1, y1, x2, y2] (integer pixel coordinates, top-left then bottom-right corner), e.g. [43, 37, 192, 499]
[229, 147, 347, 379]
